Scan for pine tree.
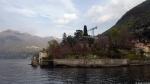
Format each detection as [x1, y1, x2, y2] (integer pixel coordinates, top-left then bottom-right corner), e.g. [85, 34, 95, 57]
[62, 33, 67, 43]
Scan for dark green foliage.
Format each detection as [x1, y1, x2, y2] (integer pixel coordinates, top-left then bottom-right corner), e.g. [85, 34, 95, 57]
[62, 33, 67, 43]
[74, 30, 83, 39]
[83, 25, 88, 36]
[67, 35, 76, 47]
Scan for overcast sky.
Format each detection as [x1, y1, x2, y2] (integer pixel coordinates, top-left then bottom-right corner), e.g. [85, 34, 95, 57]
[0, 0, 146, 38]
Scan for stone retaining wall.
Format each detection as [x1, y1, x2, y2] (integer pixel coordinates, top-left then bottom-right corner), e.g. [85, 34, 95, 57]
[53, 59, 129, 67]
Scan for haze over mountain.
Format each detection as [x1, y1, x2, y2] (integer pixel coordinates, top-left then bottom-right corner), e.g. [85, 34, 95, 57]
[0, 29, 60, 58]
[105, 0, 150, 41]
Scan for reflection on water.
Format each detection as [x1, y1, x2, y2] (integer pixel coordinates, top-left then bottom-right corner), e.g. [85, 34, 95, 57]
[0, 59, 150, 84]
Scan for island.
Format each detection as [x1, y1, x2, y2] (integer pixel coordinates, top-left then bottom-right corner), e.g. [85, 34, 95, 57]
[31, 25, 150, 68]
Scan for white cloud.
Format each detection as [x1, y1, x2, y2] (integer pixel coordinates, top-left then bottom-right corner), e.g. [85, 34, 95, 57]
[60, 0, 77, 13]
[99, 15, 112, 22]
[1, 0, 78, 18]
[5, 7, 36, 17]
[56, 13, 78, 25]
[86, 5, 114, 23]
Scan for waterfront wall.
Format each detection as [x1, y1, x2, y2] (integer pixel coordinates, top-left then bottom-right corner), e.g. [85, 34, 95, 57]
[53, 59, 129, 67]
[31, 58, 150, 67]
[129, 60, 150, 65]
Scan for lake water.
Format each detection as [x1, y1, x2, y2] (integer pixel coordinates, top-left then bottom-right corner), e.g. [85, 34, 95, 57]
[0, 59, 150, 84]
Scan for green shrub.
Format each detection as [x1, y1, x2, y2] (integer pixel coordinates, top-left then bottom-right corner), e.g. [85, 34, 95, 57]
[125, 52, 140, 60]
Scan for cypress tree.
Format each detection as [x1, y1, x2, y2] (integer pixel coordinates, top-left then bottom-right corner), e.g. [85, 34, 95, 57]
[83, 25, 88, 36]
[62, 33, 67, 43]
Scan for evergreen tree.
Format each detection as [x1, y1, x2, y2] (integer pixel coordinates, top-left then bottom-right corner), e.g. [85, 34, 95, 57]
[62, 33, 67, 43]
[83, 25, 88, 36]
[74, 30, 83, 39]
[67, 35, 76, 47]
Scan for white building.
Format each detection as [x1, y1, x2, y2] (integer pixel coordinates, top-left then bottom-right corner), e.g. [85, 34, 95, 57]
[39, 50, 48, 64]
[135, 43, 150, 57]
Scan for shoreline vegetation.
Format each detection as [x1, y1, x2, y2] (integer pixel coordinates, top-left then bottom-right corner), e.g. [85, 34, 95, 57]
[31, 25, 150, 68]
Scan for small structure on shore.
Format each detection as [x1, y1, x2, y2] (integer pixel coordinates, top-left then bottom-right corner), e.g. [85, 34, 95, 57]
[31, 48, 50, 66]
[39, 48, 48, 64]
[135, 42, 150, 57]
[31, 56, 39, 67]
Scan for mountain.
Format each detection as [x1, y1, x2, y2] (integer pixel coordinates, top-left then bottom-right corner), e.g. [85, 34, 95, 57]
[104, 0, 150, 42]
[0, 29, 60, 59]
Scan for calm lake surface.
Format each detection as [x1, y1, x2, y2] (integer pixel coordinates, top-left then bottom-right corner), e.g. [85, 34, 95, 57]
[0, 59, 150, 84]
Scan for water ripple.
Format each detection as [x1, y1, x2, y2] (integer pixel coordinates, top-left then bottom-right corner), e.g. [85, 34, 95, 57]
[0, 59, 150, 84]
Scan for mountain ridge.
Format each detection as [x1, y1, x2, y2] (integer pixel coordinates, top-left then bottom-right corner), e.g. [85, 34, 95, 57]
[0, 29, 60, 58]
[104, 0, 150, 42]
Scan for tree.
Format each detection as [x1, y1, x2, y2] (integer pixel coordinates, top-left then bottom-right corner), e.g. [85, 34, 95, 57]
[74, 30, 83, 39]
[48, 40, 60, 59]
[67, 35, 76, 47]
[62, 33, 67, 44]
[83, 25, 88, 36]
[60, 44, 72, 58]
